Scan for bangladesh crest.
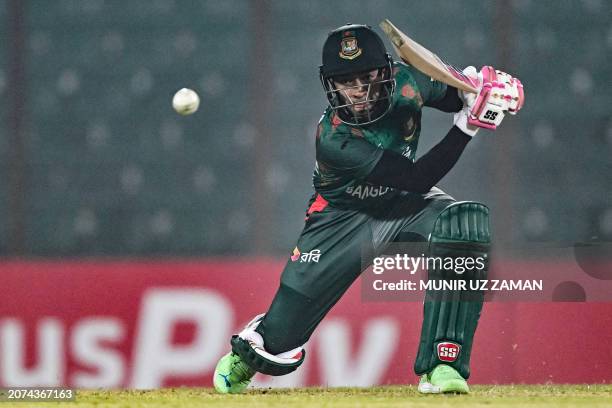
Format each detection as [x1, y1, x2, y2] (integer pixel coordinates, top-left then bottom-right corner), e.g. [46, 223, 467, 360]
[339, 31, 362, 60]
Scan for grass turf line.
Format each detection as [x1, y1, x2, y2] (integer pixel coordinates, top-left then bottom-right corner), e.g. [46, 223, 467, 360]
[9, 385, 611, 408]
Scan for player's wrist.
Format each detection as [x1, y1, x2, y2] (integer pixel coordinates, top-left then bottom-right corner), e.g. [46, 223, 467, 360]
[453, 108, 479, 137]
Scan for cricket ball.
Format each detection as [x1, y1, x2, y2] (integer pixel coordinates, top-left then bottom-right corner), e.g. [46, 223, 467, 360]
[172, 88, 200, 115]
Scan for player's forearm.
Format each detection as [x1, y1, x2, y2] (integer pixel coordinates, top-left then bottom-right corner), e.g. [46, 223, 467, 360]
[427, 86, 463, 112]
[366, 126, 471, 193]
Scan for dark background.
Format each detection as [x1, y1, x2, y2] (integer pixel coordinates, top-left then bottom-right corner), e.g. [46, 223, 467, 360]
[1, 0, 610, 257]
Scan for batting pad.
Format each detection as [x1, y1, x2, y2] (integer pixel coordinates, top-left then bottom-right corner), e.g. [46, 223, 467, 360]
[413, 202, 491, 379]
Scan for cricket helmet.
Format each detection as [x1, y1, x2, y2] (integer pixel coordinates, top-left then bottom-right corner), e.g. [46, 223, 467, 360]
[319, 24, 395, 126]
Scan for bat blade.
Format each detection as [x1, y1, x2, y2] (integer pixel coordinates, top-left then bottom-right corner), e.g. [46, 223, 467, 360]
[379, 19, 478, 94]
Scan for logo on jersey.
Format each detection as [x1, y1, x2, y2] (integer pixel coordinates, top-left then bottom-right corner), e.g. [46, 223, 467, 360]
[339, 31, 362, 60]
[436, 341, 461, 362]
[291, 247, 322, 263]
[402, 117, 417, 142]
[291, 247, 301, 262]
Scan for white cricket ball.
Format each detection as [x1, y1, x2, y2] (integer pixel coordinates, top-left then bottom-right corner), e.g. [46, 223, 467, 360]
[172, 88, 200, 115]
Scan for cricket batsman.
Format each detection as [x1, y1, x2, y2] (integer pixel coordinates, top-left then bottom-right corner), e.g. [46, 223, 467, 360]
[213, 24, 524, 394]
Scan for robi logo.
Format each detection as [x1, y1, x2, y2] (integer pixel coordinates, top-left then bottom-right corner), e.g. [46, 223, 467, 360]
[437, 342, 461, 362]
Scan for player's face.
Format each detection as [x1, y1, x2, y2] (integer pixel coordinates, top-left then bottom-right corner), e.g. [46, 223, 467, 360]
[332, 69, 383, 114]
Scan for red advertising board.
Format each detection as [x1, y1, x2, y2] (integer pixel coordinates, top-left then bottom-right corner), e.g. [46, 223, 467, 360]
[0, 260, 611, 388]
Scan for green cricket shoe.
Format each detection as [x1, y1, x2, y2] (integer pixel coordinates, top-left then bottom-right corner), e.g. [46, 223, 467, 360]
[418, 364, 469, 394]
[213, 352, 256, 394]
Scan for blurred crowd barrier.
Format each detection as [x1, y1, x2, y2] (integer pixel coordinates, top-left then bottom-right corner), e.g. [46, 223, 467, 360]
[0, 1, 610, 256]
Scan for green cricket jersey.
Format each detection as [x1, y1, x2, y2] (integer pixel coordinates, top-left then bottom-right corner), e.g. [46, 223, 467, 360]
[313, 61, 448, 209]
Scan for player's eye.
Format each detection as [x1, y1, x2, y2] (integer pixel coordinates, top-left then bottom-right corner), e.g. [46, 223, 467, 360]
[335, 77, 354, 86]
[357, 72, 379, 84]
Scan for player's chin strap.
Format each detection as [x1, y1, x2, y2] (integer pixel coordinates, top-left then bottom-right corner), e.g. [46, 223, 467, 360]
[230, 314, 306, 376]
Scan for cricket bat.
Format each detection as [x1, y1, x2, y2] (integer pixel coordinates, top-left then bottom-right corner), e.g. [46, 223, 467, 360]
[379, 19, 479, 94]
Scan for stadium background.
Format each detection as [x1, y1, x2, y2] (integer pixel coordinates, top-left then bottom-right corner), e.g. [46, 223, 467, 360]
[0, 0, 611, 389]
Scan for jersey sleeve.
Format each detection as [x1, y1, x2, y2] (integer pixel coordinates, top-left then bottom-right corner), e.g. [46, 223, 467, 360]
[366, 126, 471, 193]
[317, 131, 384, 180]
[403, 64, 448, 107]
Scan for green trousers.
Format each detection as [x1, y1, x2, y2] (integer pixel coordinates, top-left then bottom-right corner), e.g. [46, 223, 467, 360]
[256, 188, 455, 355]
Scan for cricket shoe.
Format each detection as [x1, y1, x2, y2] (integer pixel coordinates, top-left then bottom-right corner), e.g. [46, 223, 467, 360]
[213, 352, 255, 394]
[417, 364, 469, 394]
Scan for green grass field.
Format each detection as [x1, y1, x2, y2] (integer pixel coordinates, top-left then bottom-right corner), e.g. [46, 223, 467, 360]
[10, 385, 611, 408]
